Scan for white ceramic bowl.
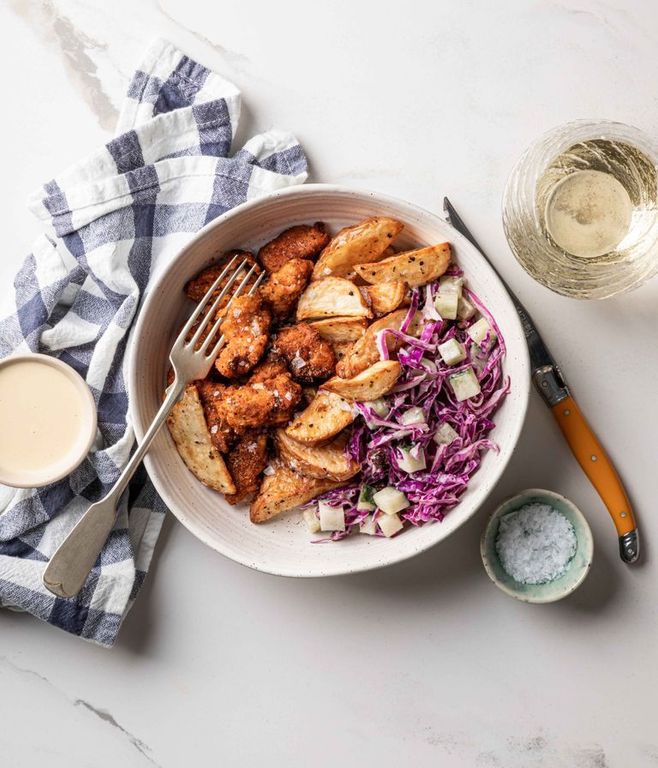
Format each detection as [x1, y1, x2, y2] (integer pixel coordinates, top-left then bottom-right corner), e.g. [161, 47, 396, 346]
[128, 184, 530, 577]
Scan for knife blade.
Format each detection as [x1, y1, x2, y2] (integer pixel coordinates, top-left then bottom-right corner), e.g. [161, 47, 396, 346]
[443, 197, 639, 564]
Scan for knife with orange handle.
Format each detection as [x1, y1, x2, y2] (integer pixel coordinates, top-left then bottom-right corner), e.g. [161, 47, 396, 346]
[444, 198, 639, 563]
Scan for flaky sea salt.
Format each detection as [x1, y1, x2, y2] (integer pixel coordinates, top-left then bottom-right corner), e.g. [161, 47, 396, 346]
[495, 502, 577, 585]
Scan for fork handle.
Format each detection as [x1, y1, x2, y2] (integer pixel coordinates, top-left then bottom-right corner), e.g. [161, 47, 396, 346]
[43, 377, 186, 598]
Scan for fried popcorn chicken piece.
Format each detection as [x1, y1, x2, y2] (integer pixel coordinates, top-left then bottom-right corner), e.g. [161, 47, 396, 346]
[185, 250, 260, 304]
[224, 430, 269, 505]
[271, 323, 336, 383]
[257, 223, 329, 273]
[214, 294, 272, 379]
[218, 373, 302, 431]
[248, 358, 289, 383]
[259, 258, 313, 321]
[195, 379, 235, 453]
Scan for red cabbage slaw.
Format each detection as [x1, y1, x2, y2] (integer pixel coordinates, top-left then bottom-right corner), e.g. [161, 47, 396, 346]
[307, 267, 510, 540]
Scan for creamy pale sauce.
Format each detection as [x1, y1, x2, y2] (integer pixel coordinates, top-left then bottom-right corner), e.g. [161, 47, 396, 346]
[544, 169, 632, 258]
[0, 360, 90, 481]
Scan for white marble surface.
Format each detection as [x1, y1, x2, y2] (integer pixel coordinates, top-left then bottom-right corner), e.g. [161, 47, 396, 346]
[1, 1, 658, 766]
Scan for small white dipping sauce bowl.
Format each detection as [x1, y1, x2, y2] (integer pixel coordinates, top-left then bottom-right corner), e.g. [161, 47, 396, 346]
[481, 488, 594, 603]
[0, 353, 97, 488]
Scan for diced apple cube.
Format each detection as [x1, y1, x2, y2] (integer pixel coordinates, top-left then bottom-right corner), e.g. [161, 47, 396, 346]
[303, 508, 321, 533]
[438, 338, 467, 366]
[457, 295, 476, 322]
[318, 501, 345, 532]
[372, 487, 410, 515]
[449, 368, 481, 401]
[378, 512, 404, 538]
[359, 515, 378, 535]
[439, 276, 464, 296]
[397, 445, 426, 473]
[357, 485, 376, 511]
[434, 292, 459, 320]
[467, 317, 496, 348]
[434, 423, 459, 445]
[364, 399, 389, 418]
[399, 407, 425, 425]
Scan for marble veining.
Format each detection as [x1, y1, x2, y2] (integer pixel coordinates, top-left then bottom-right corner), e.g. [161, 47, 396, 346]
[74, 700, 158, 766]
[9, 0, 119, 130]
[1, 655, 157, 766]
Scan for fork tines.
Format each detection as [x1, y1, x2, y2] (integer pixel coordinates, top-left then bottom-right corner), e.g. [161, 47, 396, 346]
[182, 257, 265, 359]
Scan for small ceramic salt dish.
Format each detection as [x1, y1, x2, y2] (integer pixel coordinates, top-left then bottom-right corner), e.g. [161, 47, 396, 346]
[481, 488, 593, 603]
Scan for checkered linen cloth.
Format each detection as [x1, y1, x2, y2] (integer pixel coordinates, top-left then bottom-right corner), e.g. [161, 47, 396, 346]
[0, 40, 307, 646]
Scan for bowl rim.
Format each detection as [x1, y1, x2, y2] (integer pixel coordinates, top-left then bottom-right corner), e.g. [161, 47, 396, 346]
[480, 487, 594, 603]
[128, 183, 531, 577]
[0, 352, 98, 488]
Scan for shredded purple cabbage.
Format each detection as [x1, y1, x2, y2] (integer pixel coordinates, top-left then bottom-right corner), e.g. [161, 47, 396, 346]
[308, 269, 510, 540]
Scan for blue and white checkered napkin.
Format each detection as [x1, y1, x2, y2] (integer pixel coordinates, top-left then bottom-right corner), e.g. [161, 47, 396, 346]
[0, 40, 307, 646]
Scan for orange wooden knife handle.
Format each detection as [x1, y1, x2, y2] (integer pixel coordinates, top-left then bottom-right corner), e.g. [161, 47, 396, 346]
[551, 395, 635, 536]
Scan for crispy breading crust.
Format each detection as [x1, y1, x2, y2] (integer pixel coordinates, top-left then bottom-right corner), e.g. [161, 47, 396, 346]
[257, 223, 329, 273]
[271, 323, 336, 383]
[195, 379, 235, 453]
[185, 250, 260, 303]
[249, 359, 289, 383]
[218, 373, 302, 430]
[215, 294, 272, 378]
[260, 258, 313, 321]
[225, 430, 269, 505]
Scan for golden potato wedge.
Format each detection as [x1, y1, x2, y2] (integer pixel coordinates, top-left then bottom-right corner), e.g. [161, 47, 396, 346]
[250, 461, 345, 523]
[321, 360, 402, 401]
[296, 277, 371, 321]
[285, 391, 355, 445]
[336, 309, 413, 378]
[308, 316, 368, 343]
[167, 385, 236, 494]
[331, 340, 355, 362]
[312, 217, 404, 280]
[275, 430, 360, 481]
[354, 242, 452, 287]
[365, 280, 409, 316]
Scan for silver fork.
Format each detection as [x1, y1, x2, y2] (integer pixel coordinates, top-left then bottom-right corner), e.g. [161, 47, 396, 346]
[43, 255, 265, 599]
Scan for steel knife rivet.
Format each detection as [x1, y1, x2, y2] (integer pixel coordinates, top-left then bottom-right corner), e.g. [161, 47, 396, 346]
[591, 454, 598, 462]
[563, 408, 570, 416]
[621, 511, 627, 518]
